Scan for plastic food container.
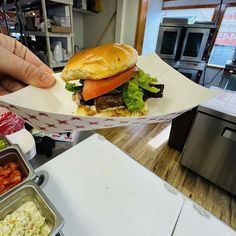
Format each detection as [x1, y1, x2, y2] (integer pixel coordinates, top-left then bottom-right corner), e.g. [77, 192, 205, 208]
[0, 145, 64, 235]
[0, 145, 36, 198]
[5, 128, 36, 160]
[0, 108, 36, 160]
[0, 182, 63, 236]
[0, 136, 9, 150]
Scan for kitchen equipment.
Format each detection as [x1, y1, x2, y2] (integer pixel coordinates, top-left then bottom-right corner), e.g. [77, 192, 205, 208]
[47, 50, 54, 64]
[156, 22, 216, 62]
[165, 60, 206, 84]
[74, 0, 87, 10]
[162, 17, 195, 25]
[53, 41, 63, 63]
[0, 145, 64, 235]
[62, 49, 72, 61]
[181, 90, 236, 195]
[25, 16, 35, 31]
[218, 62, 236, 91]
[156, 21, 216, 84]
[232, 47, 236, 63]
[51, 25, 71, 34]
[0, 145, 36, 198]
[74, 44, 80, 53]
[50, 16, 71, 33]
[53, 16, 70, 27]
[168, 107, 197, 152]
[37, 51, 48, 64]
[0, 182, 63, 236]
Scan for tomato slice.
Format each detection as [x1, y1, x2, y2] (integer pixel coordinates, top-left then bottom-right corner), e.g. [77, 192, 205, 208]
[82, 65, 138, 101]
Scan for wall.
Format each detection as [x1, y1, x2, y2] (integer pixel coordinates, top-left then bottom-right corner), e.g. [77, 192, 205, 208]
[115, 0, 139, 47]
[142, 0, 163, 54]
[72, 0, 140, 50]
[83, 0, 117, 48]
[73, 12, 84, 50]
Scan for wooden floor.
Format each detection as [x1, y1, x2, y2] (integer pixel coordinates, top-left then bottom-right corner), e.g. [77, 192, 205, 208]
[97, 122, 236, 230]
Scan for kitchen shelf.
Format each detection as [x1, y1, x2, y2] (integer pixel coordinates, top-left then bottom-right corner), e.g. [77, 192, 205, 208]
[9, 28, 20, 33]
[22, 31, 74, 37]
[50, 61, 67, 68]
[50, 0, 73, 5]
[2, 0, 72, 11]
[22, 30, 46, 36]
[18, 0, 74, 69]
[2, 0, 74, 70]
[2, 2, 16, 11]
[73, 8, 97, 15]
[17, 0, 72, 12]
[48, 32, 74, 37]
[19, 0, 72, 6]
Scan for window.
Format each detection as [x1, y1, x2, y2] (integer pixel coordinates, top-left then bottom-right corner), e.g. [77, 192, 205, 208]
[161, 8, 215, 22]
[209, 7, 236, 67]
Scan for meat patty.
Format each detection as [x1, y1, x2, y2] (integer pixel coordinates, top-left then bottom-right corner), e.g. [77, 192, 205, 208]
[95, 94, 124, 111]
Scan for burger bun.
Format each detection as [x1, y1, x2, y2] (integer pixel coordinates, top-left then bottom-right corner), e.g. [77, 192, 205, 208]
[61, 43, 138, 81]
[75, 103, 148, 117]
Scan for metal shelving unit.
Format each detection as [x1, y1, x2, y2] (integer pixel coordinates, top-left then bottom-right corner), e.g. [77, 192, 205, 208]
[72, 8, 97, 15]
[2, 2, 16, 11]
[21, 0, 74, 69]
[2, 0, 74, 69]
[22, 30, 74, 37]
[1, 1, 20, 38]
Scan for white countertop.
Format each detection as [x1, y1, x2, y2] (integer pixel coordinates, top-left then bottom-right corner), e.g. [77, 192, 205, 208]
[36, 134, 236, 236]
[174, 199, 236, 236]
[201, 86, 236, 117]
[37, 134, 184, 236]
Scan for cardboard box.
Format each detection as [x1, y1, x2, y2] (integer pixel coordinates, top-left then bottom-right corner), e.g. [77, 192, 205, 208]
[50, 26, 71, 34]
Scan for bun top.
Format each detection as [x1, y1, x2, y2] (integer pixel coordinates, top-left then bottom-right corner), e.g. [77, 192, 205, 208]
[61, 43, 138, 81]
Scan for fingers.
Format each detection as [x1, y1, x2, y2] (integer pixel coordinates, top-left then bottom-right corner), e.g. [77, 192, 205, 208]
[0, 84, 9, 96]
[0, 33, 53, 74]
[15, 41, 53, 74]
[0, 45, 55, 88]
[0, 76, 26, 93]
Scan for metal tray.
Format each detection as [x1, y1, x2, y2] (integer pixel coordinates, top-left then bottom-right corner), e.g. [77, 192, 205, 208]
[0, 181, 64, 236]
[0, 144, 36, 199]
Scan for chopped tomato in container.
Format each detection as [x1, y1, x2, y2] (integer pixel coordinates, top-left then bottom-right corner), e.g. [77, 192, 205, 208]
[0, 161, 24, 194]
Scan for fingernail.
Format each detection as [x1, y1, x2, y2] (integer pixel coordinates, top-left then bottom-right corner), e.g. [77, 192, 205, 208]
[41, 74, 55, 85]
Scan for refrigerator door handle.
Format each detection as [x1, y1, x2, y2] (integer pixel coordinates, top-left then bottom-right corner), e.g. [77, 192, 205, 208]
[222, 128, 236, 142]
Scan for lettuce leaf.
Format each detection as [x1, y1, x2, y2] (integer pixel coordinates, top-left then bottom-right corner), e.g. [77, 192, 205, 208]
[135, 70, 159, 93]
[65, 82, 82, 93]
[122, 69, 159, 112]
[122, 79, 145, 112]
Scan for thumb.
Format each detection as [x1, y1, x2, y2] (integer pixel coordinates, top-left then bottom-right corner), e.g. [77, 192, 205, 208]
[0, 45, 55, 88]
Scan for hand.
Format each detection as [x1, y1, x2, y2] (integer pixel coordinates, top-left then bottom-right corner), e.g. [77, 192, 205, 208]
[0, 33, 55, 95]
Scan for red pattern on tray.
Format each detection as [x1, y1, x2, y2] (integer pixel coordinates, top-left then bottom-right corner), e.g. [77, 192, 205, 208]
[0, 102, 184, 134]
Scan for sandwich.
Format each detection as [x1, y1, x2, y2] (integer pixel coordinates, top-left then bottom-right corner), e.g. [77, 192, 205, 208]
[61, 43, 164, 117]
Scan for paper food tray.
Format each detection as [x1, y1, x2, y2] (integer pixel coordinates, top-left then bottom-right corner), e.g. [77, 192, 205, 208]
[0, 54, 217, 133]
